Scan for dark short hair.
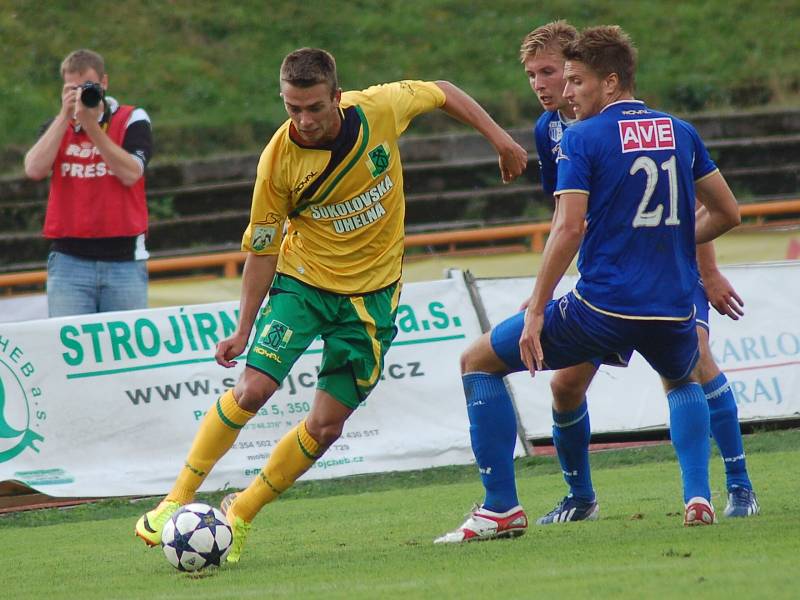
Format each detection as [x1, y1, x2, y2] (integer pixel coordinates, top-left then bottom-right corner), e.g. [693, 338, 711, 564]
[280, 48, 338, 95]
[61, 49, 105, 79]
[519, 20, 578, 63]
[563, 25, 637, 91]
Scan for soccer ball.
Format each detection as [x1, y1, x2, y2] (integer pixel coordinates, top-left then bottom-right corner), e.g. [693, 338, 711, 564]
[161, 503, 233, 571]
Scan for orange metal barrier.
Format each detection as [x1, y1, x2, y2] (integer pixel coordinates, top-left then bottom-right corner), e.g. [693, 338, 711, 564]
[405, 222, 551, 253]
[146, 252, 243, 278]
[738, 199, 800, 218]
[0, 252, 247, 289]
[1, 199, 798, 290]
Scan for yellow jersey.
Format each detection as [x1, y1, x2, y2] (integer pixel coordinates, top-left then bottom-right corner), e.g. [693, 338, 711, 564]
[241, 80, 446, 294]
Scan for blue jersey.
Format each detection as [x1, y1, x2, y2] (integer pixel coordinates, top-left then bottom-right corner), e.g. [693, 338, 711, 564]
[555, 100, 717, 319]
[534, 110, 572, 196]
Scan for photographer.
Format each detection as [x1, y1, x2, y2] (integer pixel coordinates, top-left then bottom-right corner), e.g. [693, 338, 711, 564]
[24, 49, 152, 317]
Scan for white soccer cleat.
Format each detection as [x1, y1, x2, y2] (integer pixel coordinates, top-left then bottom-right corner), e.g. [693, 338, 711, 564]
[684, 496, 716, 526]
[434, 505, 528, 544]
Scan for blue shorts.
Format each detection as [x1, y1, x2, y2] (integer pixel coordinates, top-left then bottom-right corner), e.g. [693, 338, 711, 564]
[694, 281, 710, 332]
[586, 280, 708, 368]
[491, 291, 699, 382]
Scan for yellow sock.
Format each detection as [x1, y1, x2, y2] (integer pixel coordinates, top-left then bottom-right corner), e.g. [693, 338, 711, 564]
[233, 419, 322, 522]
[167, 390, 255, 504]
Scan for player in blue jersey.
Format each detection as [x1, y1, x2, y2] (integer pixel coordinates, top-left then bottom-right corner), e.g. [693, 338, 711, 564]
[435, 24, 743, 543]
[524, 20, 608, 524]
[528, 22, 579, 197]
[524, 22, 759, 526]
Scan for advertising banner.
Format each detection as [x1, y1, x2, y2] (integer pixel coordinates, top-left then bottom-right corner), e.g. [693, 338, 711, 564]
[0, 278, 482, 497]
[1, 262, 795, 496]
[475, 262, 800, 438]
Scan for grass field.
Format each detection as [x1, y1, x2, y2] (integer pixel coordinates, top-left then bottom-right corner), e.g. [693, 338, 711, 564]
[2, 429, 798, 599]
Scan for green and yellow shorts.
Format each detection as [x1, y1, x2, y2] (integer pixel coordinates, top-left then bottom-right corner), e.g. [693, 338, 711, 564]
[246, 273, 401, 409]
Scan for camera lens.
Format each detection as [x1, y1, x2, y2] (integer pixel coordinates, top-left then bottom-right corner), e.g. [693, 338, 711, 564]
[80, 82, 103, 108]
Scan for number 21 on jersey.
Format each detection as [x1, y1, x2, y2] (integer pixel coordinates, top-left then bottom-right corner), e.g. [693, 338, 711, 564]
[630, 155, 680, 228]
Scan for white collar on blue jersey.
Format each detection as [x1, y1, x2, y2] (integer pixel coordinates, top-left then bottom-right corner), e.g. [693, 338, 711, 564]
[557, 110, 578, 126]
[600, 98, 645, 113]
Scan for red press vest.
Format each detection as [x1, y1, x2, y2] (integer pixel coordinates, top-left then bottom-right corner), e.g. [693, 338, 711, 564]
[43, 104, 148, 239]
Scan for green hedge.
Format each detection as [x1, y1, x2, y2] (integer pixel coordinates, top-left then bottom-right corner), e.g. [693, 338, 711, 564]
[2, 0, 798, 172]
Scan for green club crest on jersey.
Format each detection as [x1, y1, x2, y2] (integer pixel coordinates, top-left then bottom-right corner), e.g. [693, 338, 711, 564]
[365, 142, 390, 177]
[258, 320, 293, 351]
[251, 226, 276, 251]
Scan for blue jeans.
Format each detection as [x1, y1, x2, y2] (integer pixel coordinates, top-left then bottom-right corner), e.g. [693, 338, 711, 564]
[47, 251, 148, 317]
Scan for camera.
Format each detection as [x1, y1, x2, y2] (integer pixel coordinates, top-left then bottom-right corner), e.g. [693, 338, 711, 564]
[79, 81, 104, 108]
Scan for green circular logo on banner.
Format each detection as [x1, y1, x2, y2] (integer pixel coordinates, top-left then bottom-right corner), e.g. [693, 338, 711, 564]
[0, 358, 44, 464]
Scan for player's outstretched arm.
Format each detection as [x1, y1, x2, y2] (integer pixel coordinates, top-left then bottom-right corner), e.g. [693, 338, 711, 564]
[215, 253, 278, 367]
[695, 172, 741, 244]
[434, 80, 527, 183]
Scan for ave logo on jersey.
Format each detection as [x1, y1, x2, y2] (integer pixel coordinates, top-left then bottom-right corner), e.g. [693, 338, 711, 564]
[619, 118, 675, 153]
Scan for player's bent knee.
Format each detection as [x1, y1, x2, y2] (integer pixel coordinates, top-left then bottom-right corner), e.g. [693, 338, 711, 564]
[304, 418, 344, 448]
[234, 369, 279, 412]
[304, 390, 354, 449]
[550, 378, 583, 411]
[695, 328, 721, 383]
[459, 343, 478, 373]
[661, 372, 698, 393]
[550, 363, 595, 411]
[460, 333, 505, 374]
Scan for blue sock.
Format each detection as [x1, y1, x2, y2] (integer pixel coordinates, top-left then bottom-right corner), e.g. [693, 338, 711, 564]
[552, 399, 594, 502]
[704, 373, 752, 491]
[667, 383, 711, 503]
[463, 372, 519, 513]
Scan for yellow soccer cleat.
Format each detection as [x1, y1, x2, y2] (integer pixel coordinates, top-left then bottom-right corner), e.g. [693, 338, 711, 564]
[135, 499, 181, 547]
[221, 493, 252, 563]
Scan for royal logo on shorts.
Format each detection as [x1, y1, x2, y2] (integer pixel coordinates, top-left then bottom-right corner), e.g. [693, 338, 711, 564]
[252, 346, 282, 363]
[558, 295, 569, 320]
[258, 320, 293, 351]
[619, 118, 675, 153]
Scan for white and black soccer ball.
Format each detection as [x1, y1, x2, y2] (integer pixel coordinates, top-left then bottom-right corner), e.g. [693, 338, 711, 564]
[161, 503, 232, 571]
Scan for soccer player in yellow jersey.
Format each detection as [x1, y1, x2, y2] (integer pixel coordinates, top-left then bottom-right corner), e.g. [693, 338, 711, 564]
[135, 47, 528, 562]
